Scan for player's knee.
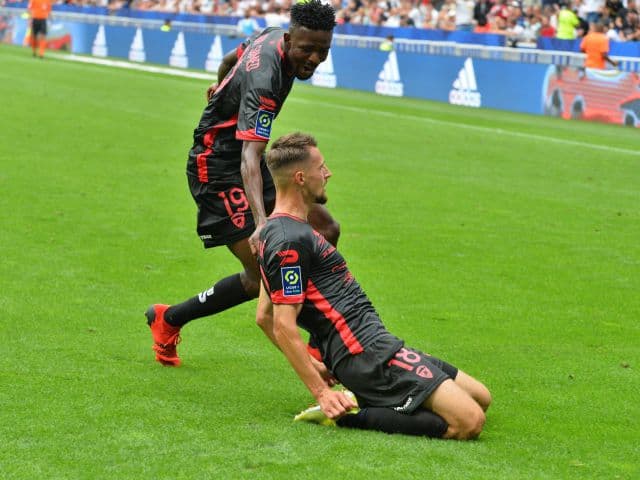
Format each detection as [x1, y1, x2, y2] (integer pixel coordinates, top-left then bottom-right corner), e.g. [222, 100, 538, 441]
[239, 271, 260, 298]
[459, 408, 486, 440]
[478, 387, 492, 412]
[447, 407, 485, 440]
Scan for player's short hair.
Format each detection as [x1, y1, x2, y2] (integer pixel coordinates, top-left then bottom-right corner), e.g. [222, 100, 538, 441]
[290, 0, 336, 31]
[266, 132, 317, 173]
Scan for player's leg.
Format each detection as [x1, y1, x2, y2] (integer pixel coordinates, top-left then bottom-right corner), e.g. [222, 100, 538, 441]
[30, 22, 37, 56]
[38, 31, 46, 58]
[454, 370, 492, 411]
[337, 407, 448, 437]
[423, 379, 486, 440]
[146, 177, 260, 364]
[160, 237, 257, 328]
[146, 238, 256, 366]
[308, 204, 340, 246]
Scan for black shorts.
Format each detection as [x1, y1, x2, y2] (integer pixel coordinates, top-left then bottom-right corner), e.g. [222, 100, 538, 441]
[333, 334, 458, 414]
[32, 18, 47, 36]
[187, 160, 275, 248]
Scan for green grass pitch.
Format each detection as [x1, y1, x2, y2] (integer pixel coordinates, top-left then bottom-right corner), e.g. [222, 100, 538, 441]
[1, 44, 638, 479]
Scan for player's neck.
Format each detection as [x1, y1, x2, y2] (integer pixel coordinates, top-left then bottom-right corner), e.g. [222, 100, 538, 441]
[272, 195, 309, 222]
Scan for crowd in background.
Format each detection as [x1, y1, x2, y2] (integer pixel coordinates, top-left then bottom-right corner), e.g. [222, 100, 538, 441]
[5, 0, 640, 44]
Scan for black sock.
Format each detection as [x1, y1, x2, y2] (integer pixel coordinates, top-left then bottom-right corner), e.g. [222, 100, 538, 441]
[164, 273, 251, 327]
[337, 407, 448, 438]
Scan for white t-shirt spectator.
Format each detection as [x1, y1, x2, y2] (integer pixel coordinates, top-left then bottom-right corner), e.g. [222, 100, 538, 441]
[455, 0, 474, 27]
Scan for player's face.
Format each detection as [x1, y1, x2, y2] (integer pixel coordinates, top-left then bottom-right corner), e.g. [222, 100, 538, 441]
[285, 27, 332, 80]
[303, 146, 332, 205]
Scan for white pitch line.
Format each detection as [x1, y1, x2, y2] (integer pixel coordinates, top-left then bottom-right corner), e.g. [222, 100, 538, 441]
[51, 53, 214, 80]
[289, 98, 640, 157]
[53, 52, 640, 157]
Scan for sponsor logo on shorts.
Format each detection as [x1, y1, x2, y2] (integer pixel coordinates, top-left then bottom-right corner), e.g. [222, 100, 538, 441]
[393, 396, 414, 413]
[255, 109, 275, 139]
[416, 365, 434, 379]
[281, 266, 302, 296]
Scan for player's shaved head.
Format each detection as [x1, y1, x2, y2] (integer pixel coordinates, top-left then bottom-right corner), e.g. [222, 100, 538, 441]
[266, 132, 317, 178]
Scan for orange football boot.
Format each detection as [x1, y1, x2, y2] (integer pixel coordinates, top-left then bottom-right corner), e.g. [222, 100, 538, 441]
[145, 304, 181, 366]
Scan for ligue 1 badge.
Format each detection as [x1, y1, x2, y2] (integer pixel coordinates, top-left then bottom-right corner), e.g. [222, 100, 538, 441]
[281, 266, 302, 296]
[255, 109, 275, 139]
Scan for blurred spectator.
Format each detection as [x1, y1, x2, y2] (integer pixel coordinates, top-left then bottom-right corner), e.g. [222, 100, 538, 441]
[264, 4, 288, 27]
[474, 17, 492, 32]
[604, 0, 624, 20]
[27, 0, 640, 49]
[456, 0, 475, 30]
[473, 0, 493, 28]
[236, 9, 259, 36]
[161, 17, 171, 30]
[606, 15, 626, 40]
[489, 0, 509, 23]
[505, 16, 525, 45]
[0, 14, 13, 44]
[422, 3, 438, 28]
[623, 10, 640, 40]
[556, 0, 580, 38]
[580, 20, 618, 68]
[379, 33, 394, 50]
[436, 1, 457, 30]
[538, 13, 557, 36]
[582, 0, 604, 23]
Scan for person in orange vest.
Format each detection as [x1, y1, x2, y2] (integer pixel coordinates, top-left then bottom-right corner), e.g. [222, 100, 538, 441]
[28, 0, 52, 58]
[580, 21, 619, 70]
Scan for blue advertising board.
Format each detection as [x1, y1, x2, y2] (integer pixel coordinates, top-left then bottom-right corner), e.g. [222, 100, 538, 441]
[7, 15, 639, 127]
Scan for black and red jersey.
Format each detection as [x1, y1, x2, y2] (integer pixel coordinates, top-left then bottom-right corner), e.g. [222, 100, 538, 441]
[187, 27, 295, 183]
[258, 214, 402, 370]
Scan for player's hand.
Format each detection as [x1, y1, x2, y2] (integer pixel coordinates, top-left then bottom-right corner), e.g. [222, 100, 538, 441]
[317, 389, 357, 420]
[310, 356, 337, 387]
[206, 82, 218, 102]
[248, 222, 265, 256]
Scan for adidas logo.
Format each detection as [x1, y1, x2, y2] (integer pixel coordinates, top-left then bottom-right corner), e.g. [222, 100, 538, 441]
[128, 27, 146, 63]
[311, 51, 337, 88]
[449, 58, 481, 108]
[92, 25, 107, 57]
[205, 35, 224, 72]
[375, 51, 403, 97]
[169, 32, 188, 68]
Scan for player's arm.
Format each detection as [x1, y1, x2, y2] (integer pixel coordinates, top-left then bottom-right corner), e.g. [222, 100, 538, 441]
[271, 303, 356, 419]
[256, 280, 278, 347]
[218, 49, 239, 84]
[241, 140, 269, 254]
[604, 53, 618, 67]
[206, 49, 240, 101]
[257, 282, 337, 385]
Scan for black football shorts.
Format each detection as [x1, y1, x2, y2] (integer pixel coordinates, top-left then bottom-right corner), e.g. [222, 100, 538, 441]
[334, 334, 459, 414]
[32, 18, 47, 36]
[187, 160, 275, 248]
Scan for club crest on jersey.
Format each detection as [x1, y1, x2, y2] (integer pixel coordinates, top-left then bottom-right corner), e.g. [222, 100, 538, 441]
[281, 266, 302, 296]
[255, 109, 274, 139]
